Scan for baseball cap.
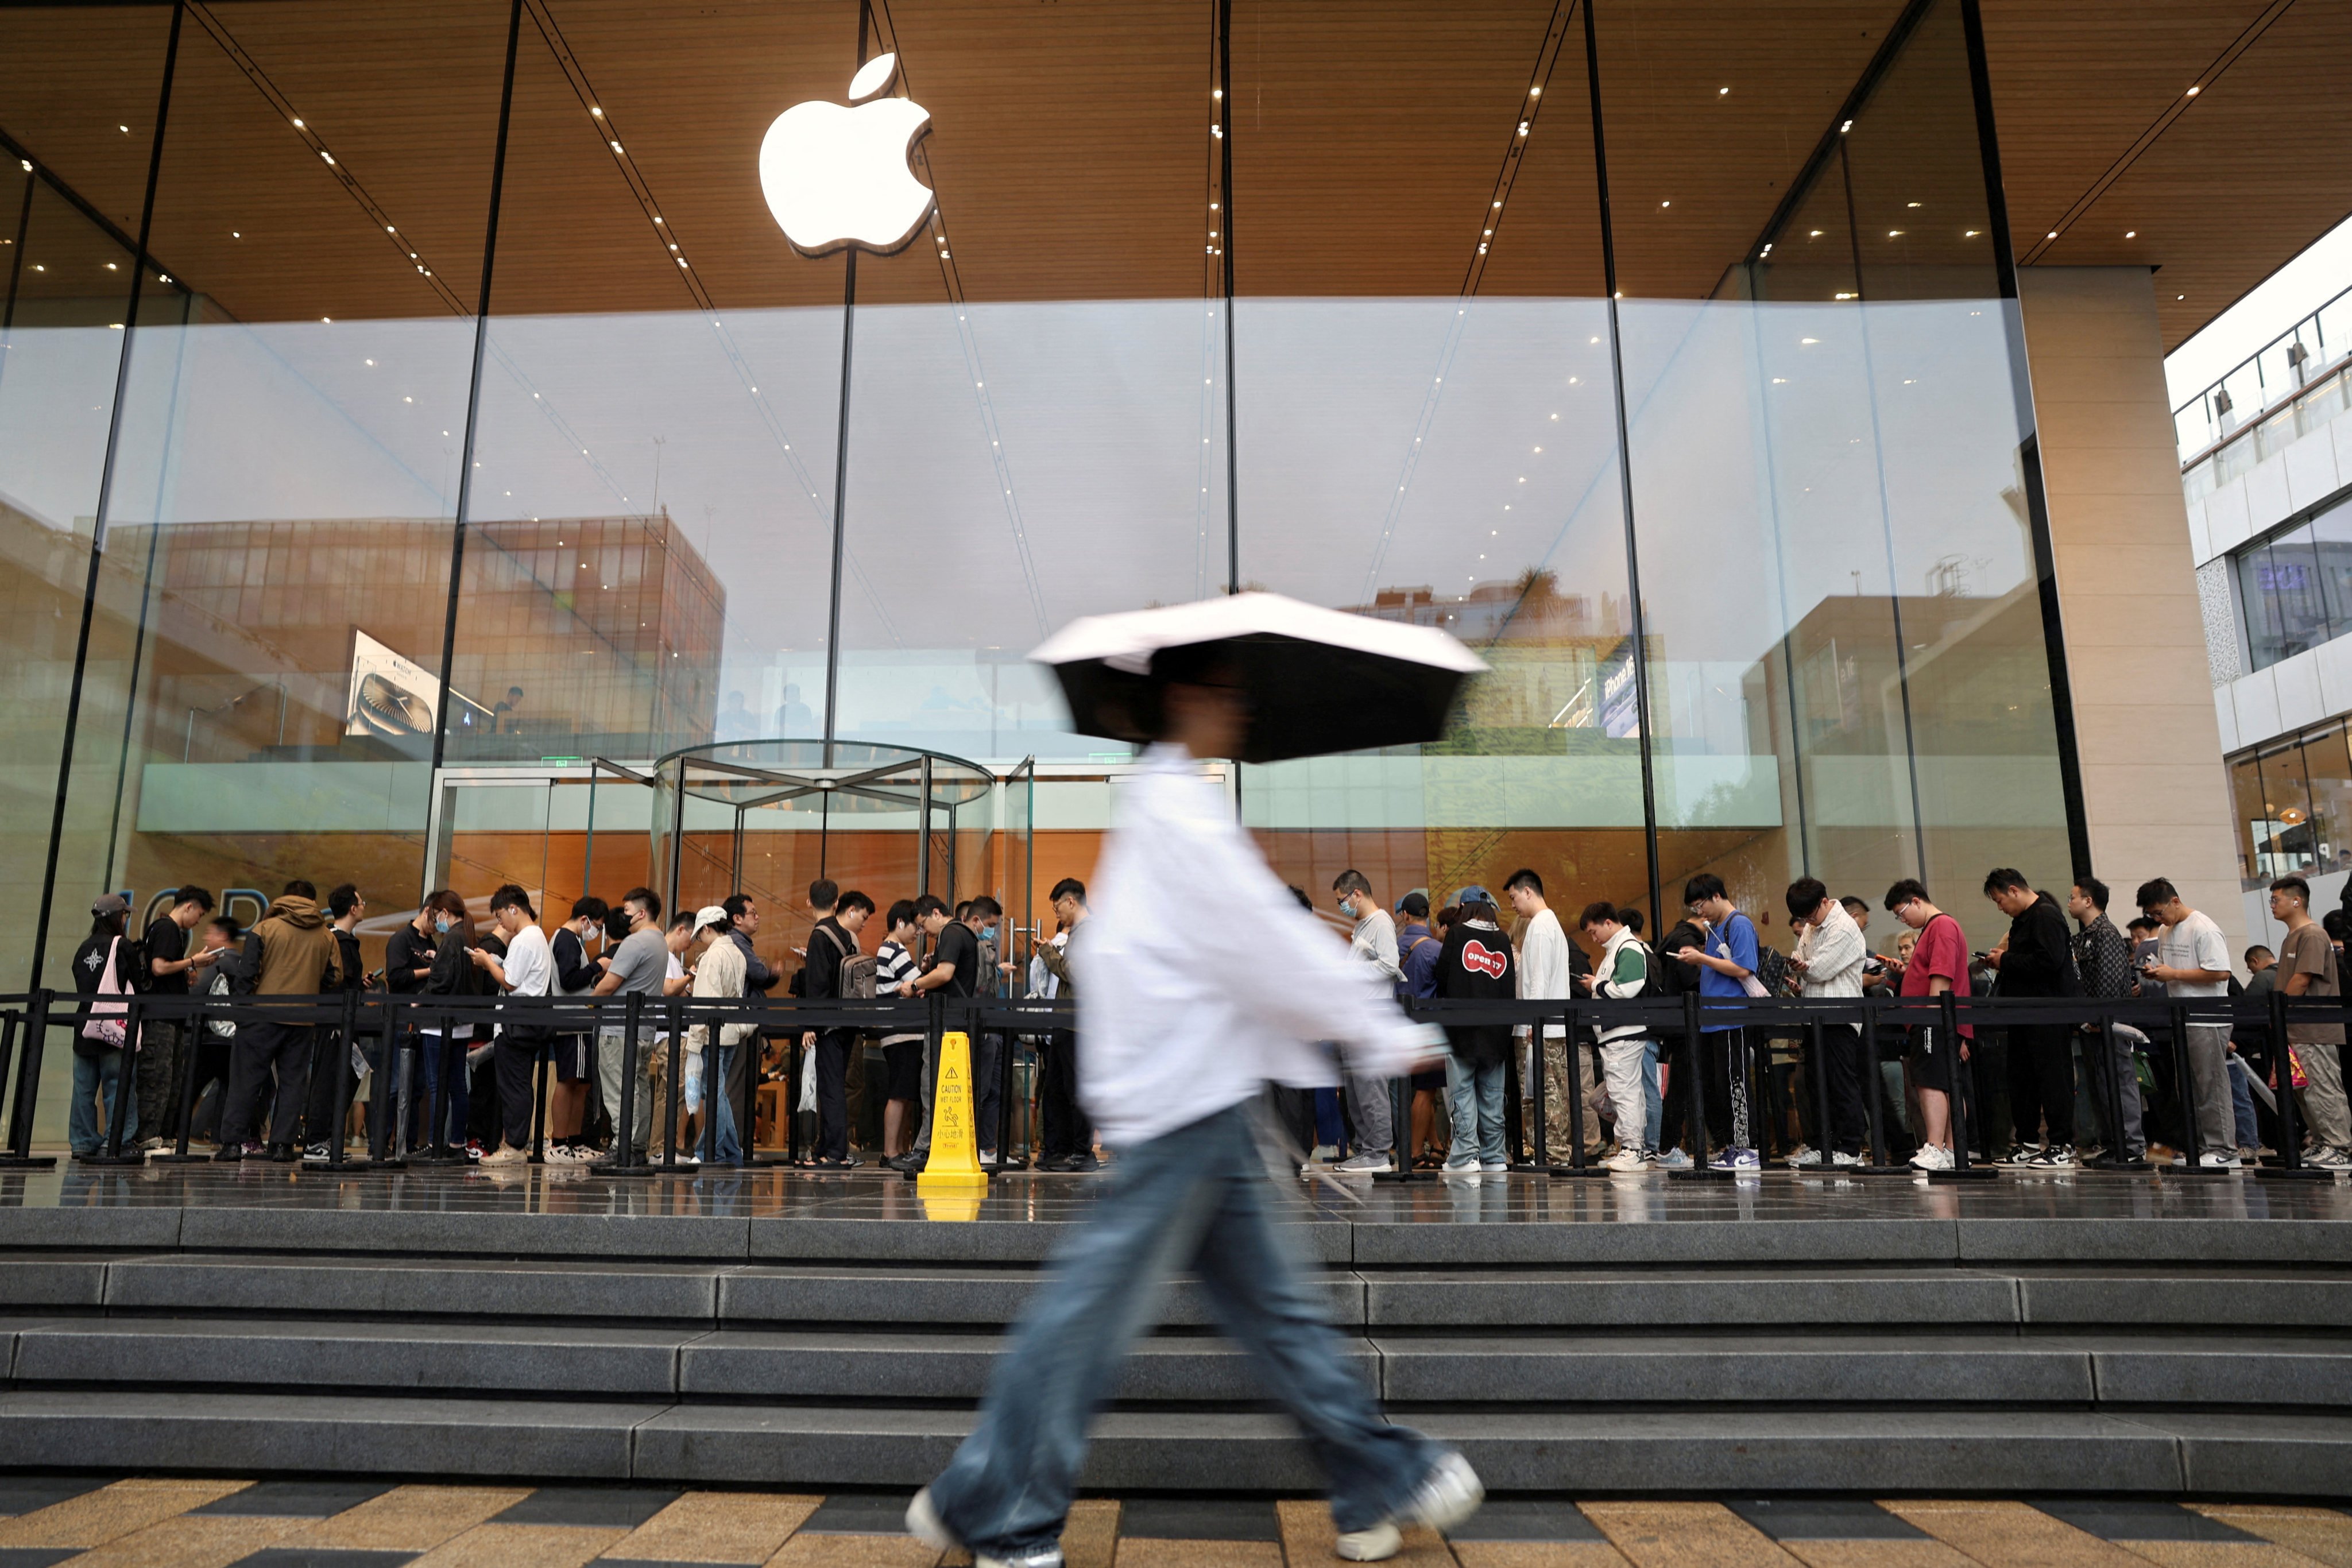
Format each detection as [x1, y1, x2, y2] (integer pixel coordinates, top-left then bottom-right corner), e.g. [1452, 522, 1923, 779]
[691, 904, 730, 936]
[90, 893, 130, 917]
[1448, 885, 1493, 908]
[1394, 887, 1430, 915]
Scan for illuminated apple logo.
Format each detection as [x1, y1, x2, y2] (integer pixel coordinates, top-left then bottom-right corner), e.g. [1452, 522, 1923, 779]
[759, 53, 936, 255]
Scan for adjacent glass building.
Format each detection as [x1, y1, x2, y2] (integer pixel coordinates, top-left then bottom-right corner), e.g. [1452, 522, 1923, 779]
[1, 0, 2081, 1046]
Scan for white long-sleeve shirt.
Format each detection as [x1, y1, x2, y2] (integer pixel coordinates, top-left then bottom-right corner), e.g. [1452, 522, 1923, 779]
[1516, 906, 1572, 1040]
[1796, 902, 1867, 998]
[1350, 908, 1402, 983]
[1077, 744, 1440, 1148]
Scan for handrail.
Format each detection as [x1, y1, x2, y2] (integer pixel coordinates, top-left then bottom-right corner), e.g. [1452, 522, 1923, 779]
[2177, 348, 2352, 475]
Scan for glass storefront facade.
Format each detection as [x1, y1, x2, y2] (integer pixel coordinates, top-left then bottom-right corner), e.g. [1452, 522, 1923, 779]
[2, 0, 2084, 1124]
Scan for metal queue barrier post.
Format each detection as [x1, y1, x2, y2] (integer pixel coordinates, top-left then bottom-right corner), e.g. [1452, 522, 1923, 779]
[1852, 997, 1908, 1175]
[530, 1025, 552, 1166]
[994, 1005, 1026, 1171]
[1550, 1002, 1606, 1178]
[0, 1010, 17, 1153]
[659, 997, 684, 1171]
[1802, 1015, 1835, 1174]
[409, 1010, 461, 1166]
[2257, 987, 2329, 1180]
[599, 990, 656, 1175]
[1669, 993, 1731, 1180]
[2164, 1000, 2229, 1178]
[1372, 1068, 1430, 1183]
[153, 993, 214, 1166]
[1508, 1003, 1552, 1174]
[1925, 992, 1994, 1181]
[320, 989, 362, 1171]
[0, 990, 60, 1168]
[375, 997, 413, 1170]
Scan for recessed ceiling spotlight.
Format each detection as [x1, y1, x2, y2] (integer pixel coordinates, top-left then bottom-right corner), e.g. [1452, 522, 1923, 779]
[291, 118, 304, 129]
[2125, 230, 2136, 238]
[1719, 86, 1730, 95]
[2185, 84, 2200, 95]
[2047, 230, 2058, 239]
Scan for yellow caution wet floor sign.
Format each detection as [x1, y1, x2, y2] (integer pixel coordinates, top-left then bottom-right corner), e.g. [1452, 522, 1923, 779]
[917, 1031, 988, 1203]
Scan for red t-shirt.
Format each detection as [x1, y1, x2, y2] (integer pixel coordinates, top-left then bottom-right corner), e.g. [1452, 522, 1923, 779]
[1899, 912, 1974, 1038]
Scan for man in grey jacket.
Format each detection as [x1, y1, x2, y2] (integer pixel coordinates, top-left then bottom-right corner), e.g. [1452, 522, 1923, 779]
[1786, 877, 1868, 1167]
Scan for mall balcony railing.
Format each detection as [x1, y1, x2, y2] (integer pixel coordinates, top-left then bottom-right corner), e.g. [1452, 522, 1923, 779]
[0, 989, 2343, 1188]
[2176, 279, 2352, 507]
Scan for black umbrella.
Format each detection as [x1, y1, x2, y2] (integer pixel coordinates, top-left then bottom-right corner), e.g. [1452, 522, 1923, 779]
[1028, 592, 1486, 764]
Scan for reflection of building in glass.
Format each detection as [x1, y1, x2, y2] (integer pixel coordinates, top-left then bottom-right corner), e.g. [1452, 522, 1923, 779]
[118, 513, 722, 766]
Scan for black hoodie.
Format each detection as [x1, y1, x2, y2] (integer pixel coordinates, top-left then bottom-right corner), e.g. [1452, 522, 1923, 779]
[1436, 915, 1517, 1067]
[1999, 891, 2080, 998]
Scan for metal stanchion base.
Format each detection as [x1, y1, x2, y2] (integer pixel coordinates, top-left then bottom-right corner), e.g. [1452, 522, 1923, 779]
[1927, 1165, 1997, 1182]
[0, 1156, 58, 1168]
[588, 1157, 663, 1178]
[146, 1152, 215, 1165]
[2087, 1155, 2153, 1172]
[75, 1151, 146, 1167]
[2253, 1163, 2335, 1180]
[1848, 1162, 1919, 1176]
[1504, 1160, 1551, 1175]
[1666, 1163, 1737, 1181]
[1546, 1163, 1613, 1179]
[2156, 1161, 2238, 1179]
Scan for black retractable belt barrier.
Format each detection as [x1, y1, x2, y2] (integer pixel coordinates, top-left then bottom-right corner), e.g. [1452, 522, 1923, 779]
[1552, 1004, 1605, 1178]
[995, 1006, 1025, 1171]
[531, 1024, 551, 1166]
[1927, 991, 1993, 1182]
[375, 998, 412, 1170]
[84, 994, 145, 1165]
[2165, 1000, 2229, 1178]
[2258, 987, 2329, 1180]
[0, 990, 59, 1168]
[1670, 992, 1730, 1181]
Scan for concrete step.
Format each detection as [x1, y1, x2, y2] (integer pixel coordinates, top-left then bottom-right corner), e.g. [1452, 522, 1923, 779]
[1, 1388, 2344, 1496]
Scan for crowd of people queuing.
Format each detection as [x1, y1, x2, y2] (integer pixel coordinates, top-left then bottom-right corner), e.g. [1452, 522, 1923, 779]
[57, 857, 2352, 1179]
[1276, 863, 2352, 1178]
[59, 872, 1101, 1172]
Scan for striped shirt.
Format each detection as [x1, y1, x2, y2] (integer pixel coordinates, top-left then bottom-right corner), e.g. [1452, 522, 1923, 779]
[876, 940, 922, 1046]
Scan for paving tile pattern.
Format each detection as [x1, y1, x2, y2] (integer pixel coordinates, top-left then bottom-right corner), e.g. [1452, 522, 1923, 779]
[0, 1483, 2342, 1567]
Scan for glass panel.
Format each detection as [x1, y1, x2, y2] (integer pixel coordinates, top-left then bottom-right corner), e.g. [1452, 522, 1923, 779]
[1608, 0, 2064, 950]
[54, 0, 505, 1038]
[0, 8, 174, 1005]
[2238, 524, 2329, 671]
[2297, 722, 2352, 880]
[2229, 749, 2268, 888]
[2308, 496, 2352, 631]
[2253, 741, 2315, 881]
[457, 3, 845, 775]
[446, 780, 551, 920]
[1234, 4, 1645, 925]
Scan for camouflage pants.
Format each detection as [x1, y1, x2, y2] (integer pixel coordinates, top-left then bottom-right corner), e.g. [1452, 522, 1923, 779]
[1521, 1034, 1604, 1159]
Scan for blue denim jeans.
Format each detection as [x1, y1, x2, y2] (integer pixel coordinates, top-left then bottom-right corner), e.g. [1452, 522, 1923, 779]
[711, 1045, 741, 1163]
[1642, 1038, 1664, 1152]
[2227, 1051, 2260, 1150]
[1444, 1054, 1506, 1166]
[924, 1103, 1438, 1555]
[415, 1033, 469, 1148]
[69, 1048, 137, 1155]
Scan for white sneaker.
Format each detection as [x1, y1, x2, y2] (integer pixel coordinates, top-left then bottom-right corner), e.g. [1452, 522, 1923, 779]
[1713, 1146, 1761, 1171]
[479, 1144, 528, 1166]
[1336, 1523, 1402, 1562]
[1312, 1144, 1340, 1162]
[1829, 1150, 1864, 1167]
[1786, 1144, 1822, 1167]
[1910, 1144, 1954, 1171]
[2305, 1145, 2351, 1170]
[904, 1488, 1062, 1568]
[1653, 1148, 1691, 1170]
[1605, 1147, 1651, 1172]
[2198, 1152, 2243, 1169]
[1479, 1159, 1509, 1174]
[1439, 1159, 1480, 1180]
[1334, 1152, 1391, 1174]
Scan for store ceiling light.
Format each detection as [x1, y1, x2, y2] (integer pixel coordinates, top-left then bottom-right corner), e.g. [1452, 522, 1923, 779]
[2125, 230, 2136, 238]
[1719, 86, 1730, 95]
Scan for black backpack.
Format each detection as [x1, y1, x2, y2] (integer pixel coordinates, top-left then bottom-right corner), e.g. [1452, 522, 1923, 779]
[1647, 923, 1700, 1000]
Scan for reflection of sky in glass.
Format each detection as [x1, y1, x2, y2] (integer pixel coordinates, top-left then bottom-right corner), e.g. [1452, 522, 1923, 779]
[0, 325, 126, 530]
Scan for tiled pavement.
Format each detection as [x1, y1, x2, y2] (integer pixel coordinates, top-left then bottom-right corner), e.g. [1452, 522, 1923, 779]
[0, 1481, 2347, 1567]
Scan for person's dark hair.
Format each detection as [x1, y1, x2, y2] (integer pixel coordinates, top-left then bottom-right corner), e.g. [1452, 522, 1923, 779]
[1434, 903, 1462, 933]
[208, 915, 240, 942]
[282, 878, 316, 899]
[325, 883, 358, 919]
[1785, 877, 1829, 921]
[2245, 944, 2275, 965]
[604, 907, 633, 944]
[839, 890, 877, 919]
[808, 878, 839, 912]
[428, 889, 477, 945]
[669, 912, 696, 932]
[2074, 876, 2110, 911]
[1884, 878, 1931, 913]
[2134, 877, 2179, 911]
[1049, 877, 1086, 904]
[955, 900, 973, 920]
[90, 908, 126, 939]
[1982, 867, 2030, 896]
[2126, 915, 2160, 936]
[1503, 868, 1543, 896]
[1332, 869, 1373, 899]
[1683, 872, 1726, 906]
[1398, 891, 1429, 920]
[570, 895, 609, 922]
[2327, 909, 2350, 942]
[722, 892, 756, 920]
[1839, 896, 1870, 920]
[968, 894, 1002, 921]
[489, 883, 536, 921]
[1460, 895, 1500, 921]
[1287, 885, 1312, 911]
[175, 885, 218, 915]
[1577, 899, 1619, 931]
[621, 886, 661, 923]
[1619, 907, 1645, 935]
[2271, 875, 2312, 904]
[507, 686, 524, 699]
[914, 893, 951, 919]
[887, 899, 918, 930]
